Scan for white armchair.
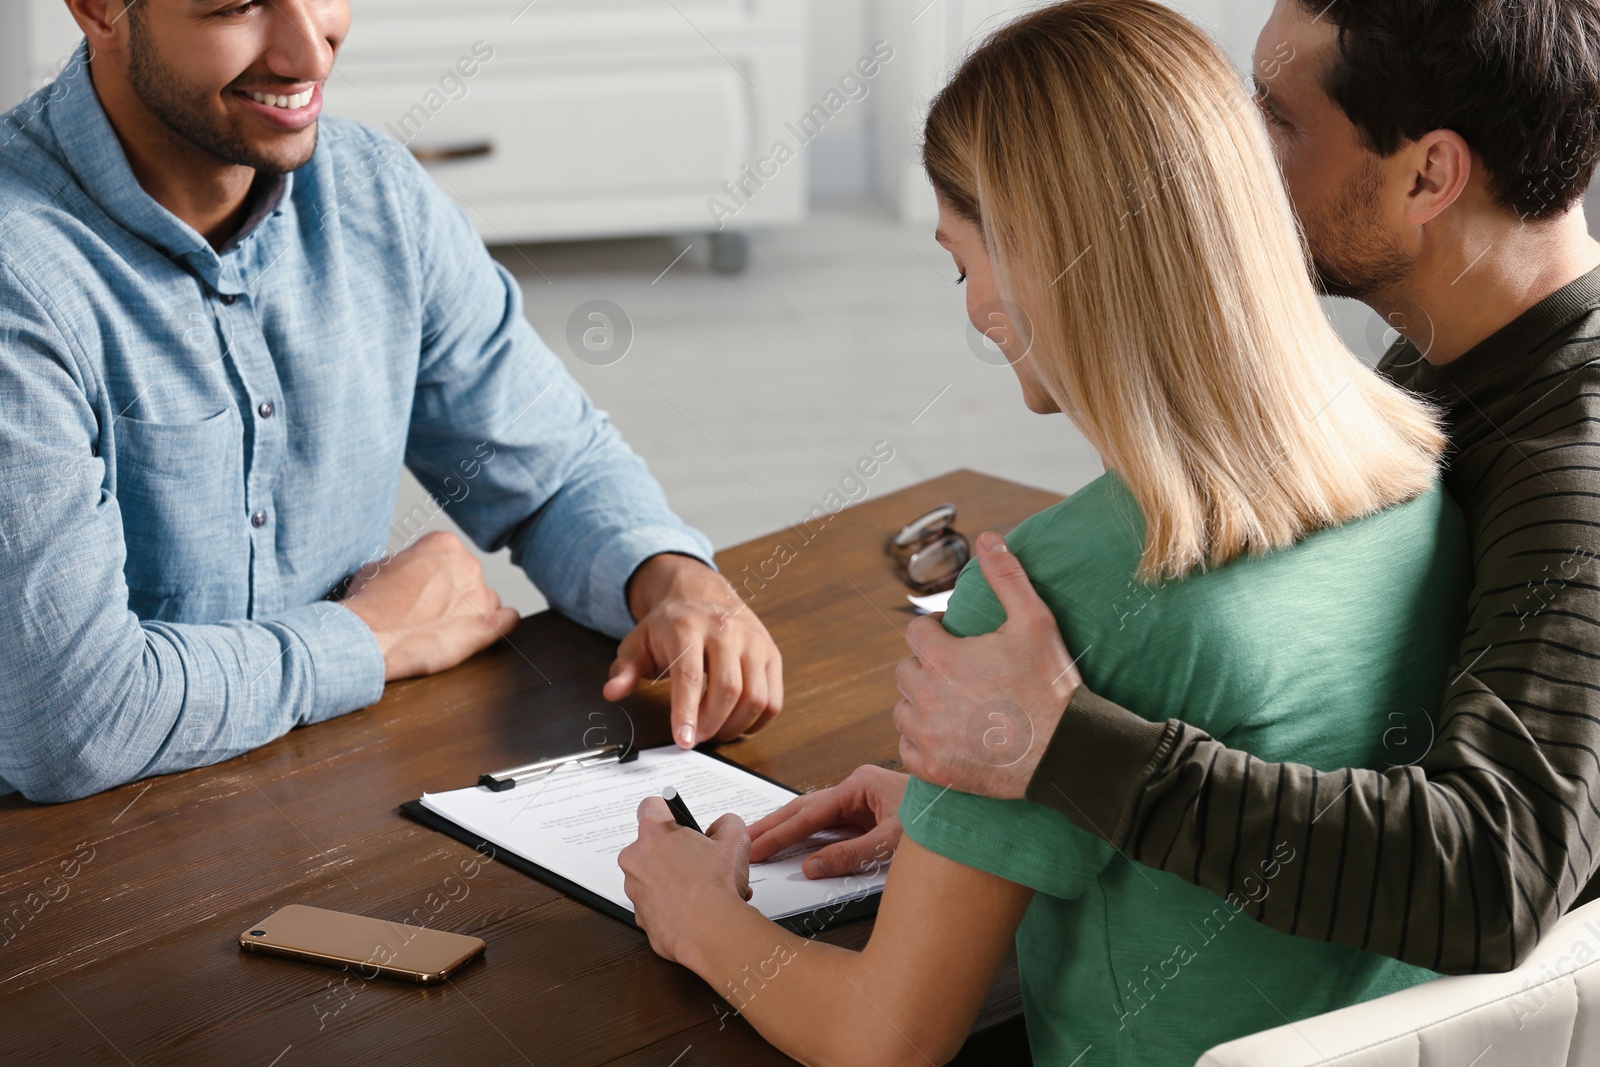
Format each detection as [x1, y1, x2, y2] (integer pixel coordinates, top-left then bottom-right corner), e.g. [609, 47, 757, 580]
[1197, 900, 1600, 1066]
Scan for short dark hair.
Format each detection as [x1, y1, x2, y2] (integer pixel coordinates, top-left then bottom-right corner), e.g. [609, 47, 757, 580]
[1298, 0, 1600, 219]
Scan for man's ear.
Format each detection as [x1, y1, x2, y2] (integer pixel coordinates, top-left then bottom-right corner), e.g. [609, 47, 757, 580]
[62, 0, 131, 54]
[1400, 129, 1472, 228]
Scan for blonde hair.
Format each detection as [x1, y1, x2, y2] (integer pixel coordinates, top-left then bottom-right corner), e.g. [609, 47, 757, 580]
[923, 0, 1445, 581]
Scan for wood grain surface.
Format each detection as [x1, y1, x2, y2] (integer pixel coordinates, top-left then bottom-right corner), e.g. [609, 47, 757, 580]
[0, 469, 1061, 1066]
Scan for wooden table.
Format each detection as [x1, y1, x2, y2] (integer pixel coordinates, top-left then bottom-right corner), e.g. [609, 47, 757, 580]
[0, 470, 1061, 1066]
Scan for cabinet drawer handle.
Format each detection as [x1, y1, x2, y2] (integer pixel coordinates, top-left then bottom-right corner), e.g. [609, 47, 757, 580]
[409, 141, 494, 164]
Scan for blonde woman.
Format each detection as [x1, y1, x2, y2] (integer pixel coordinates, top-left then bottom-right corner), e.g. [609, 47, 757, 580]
[619, 1, 1466, 1063]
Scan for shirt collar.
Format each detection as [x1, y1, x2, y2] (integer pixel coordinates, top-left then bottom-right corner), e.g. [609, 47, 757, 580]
[217, 170, 288, 256]
[48, 40, 291, 294]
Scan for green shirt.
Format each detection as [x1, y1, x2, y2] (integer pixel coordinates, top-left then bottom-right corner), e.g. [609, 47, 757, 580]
[1027, 268, 1600, 976]
[899, 471, 1469, 1066]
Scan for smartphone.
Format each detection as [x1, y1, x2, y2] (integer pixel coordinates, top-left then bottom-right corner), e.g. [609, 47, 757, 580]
[239, 904, 485, 984]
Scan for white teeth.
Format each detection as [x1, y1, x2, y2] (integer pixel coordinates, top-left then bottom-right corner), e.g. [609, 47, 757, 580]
[246, 89, 313, 110]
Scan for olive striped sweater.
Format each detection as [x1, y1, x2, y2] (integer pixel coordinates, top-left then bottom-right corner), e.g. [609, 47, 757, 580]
[1030, 267, 1600, 974]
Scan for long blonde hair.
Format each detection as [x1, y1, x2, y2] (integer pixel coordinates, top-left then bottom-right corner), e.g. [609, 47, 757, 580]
[924, 0, 1445, 581]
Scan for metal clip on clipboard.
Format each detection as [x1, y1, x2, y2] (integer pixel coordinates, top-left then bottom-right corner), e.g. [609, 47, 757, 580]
[477, 743, 637, 792]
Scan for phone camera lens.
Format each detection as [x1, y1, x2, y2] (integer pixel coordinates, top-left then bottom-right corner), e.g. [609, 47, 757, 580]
[250, 930, 265, 936]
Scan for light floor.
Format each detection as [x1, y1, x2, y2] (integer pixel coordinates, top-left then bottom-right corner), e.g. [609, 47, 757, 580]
[394, 198, 1384, 616]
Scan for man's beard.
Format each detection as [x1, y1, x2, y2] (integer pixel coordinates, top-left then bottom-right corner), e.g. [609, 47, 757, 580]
[126, 12, 315, 175]
[1303, 156, 1411, 301]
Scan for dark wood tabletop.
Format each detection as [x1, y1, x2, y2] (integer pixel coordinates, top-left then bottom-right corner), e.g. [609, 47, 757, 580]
[0, 469, 1061, 1066]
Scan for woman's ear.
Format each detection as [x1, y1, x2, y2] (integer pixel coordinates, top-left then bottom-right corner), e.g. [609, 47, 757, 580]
[1401, 130, 1472, 228]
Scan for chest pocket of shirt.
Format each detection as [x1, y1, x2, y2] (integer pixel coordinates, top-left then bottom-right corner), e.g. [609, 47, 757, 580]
[113, 406, 250, 624]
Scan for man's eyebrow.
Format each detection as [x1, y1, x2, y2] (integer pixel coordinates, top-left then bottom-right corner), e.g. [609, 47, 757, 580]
[1251, 76, 1290, 117]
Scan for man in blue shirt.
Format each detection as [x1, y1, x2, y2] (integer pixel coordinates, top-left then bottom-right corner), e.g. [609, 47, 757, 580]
[0, 0, 783, 802]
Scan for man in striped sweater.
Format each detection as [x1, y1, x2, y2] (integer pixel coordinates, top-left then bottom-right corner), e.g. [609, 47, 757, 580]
[807, 0, 1600, 975]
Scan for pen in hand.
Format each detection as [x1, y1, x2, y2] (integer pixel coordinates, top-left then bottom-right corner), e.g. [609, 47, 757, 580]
[662, 786, 702, 834]
[663, 785, 755, 903]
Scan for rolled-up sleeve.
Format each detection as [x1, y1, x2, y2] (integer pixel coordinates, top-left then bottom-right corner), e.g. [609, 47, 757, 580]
[899, 779, 1114, 900]
[398, 150, 713, 639]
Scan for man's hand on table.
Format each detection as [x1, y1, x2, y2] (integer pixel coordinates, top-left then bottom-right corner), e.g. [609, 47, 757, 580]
[895, 531, 1081, 799]
[344, 530, 520, 681]
[605, 553, 783, 747]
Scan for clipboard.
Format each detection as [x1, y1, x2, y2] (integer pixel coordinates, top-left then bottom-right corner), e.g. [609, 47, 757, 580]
[399, 743, 883, 936]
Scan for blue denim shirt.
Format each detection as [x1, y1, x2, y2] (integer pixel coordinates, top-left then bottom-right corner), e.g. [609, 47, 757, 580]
[0, 46, 714, 802]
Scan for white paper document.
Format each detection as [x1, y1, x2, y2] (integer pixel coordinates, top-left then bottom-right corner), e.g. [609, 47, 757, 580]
[419, 747, 888, 921]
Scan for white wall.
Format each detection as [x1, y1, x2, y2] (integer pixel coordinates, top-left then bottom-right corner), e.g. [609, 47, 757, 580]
[805, 0, 878, 196]
[0, 0, 30, 112]
[801, 0, 1271, 198]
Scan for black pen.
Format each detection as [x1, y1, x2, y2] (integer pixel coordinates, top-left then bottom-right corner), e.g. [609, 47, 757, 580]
[662, 786, 703, 834]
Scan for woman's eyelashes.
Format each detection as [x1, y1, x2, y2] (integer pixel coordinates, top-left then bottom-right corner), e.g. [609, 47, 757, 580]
[955, 271, 968, 285]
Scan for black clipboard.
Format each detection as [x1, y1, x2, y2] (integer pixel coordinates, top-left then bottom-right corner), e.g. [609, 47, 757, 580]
[398, 745, 882, 936]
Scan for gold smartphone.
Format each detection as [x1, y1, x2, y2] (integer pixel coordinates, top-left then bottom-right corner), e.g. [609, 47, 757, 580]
[239, 904, 485, 984]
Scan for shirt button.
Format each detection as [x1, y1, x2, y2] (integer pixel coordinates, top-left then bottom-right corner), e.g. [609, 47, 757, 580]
[251, 510, 268, 528]
[219, 293, 238, 306]
[258, 400, 275, 419]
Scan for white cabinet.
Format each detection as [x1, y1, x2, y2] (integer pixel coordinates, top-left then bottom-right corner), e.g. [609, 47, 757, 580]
[0, 0, 810, 256]
[326, 0, 809, 252]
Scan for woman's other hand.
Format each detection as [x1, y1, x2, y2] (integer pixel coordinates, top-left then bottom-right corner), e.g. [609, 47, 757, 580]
[747, 765, 908, 879]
